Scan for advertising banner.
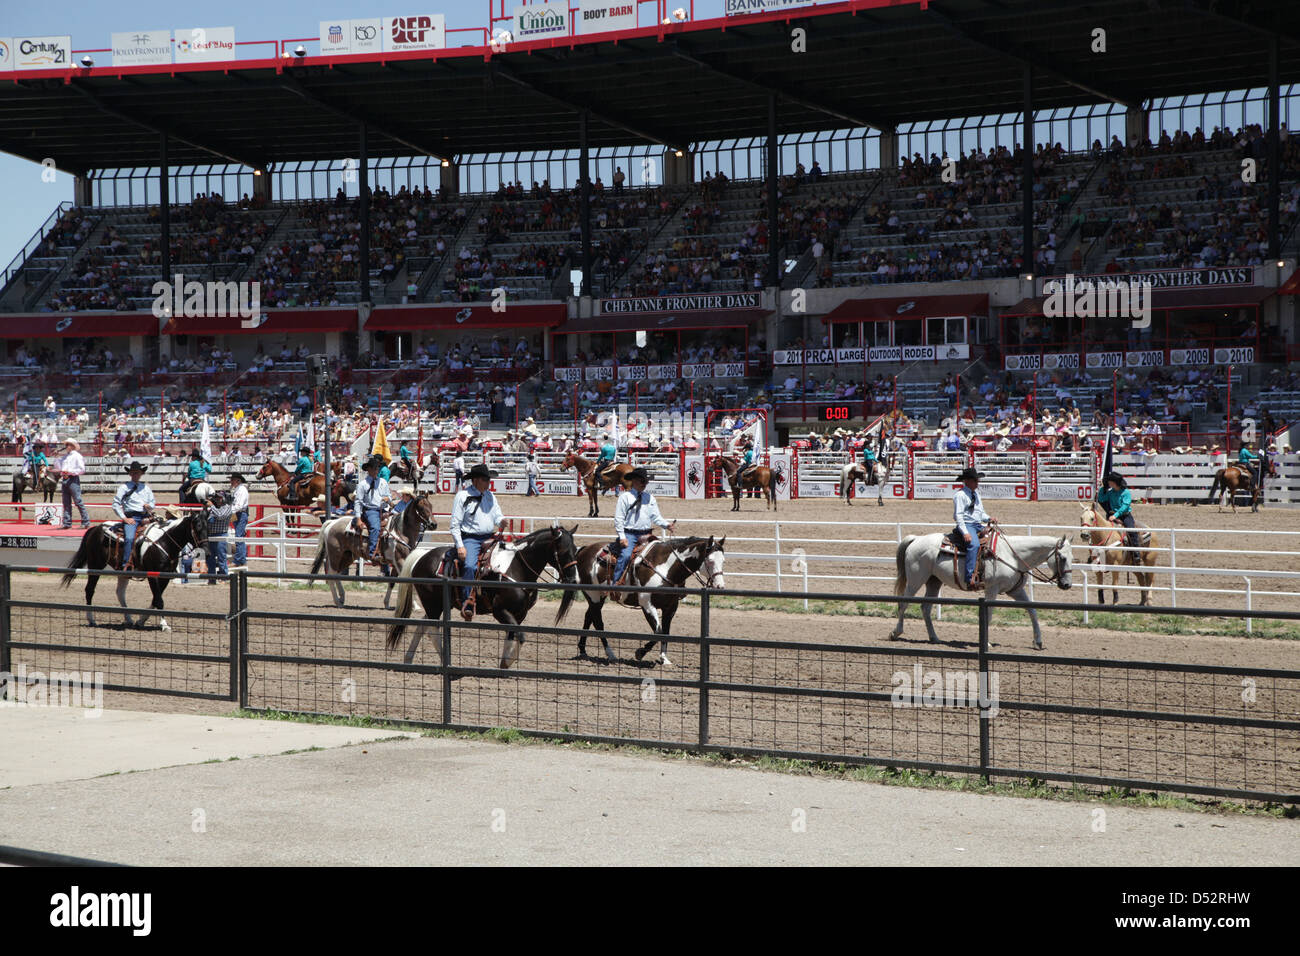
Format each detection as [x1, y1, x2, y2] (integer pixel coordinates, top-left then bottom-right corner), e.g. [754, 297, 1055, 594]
[13, 35, 72, 69]
[577, 0, 637, 34]
[512, 2, 570, 40]
[111, 30, 172, 66]
[174, 27, 236, 63]
[383, 15, 445, 51]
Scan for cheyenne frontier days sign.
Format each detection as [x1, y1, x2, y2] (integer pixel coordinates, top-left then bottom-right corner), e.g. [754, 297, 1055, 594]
[600, 293, 761, 313]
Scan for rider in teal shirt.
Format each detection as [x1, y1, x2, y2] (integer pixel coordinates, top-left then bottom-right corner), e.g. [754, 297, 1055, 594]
[181, 449, 211, 500]
[597, 434, 617, 484]
[290, 446, 315, 500]
[25, 442, 48, 480]
[1096, 472, 1138, 554]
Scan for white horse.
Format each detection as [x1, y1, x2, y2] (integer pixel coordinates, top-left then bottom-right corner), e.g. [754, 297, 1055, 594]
[838, 459, 891, 505]
[888, 531, 1074, 649]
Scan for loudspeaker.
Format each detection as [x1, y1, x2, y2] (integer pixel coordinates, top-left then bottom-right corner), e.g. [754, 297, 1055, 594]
[307, 354, 329, 387]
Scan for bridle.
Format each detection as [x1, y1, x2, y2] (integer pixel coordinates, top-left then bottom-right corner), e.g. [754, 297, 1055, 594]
[635, 539, 724, 590]
[510, 528, 579, 582]
[992, 534, 1070, 587]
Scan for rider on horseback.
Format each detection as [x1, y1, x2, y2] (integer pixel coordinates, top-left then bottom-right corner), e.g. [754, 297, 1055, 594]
[113, 460, 156, 572]
[954, 467, 992, 591]
[1096, 472, 1139, 557]
[1238, 441, 1263, 491]
[737, 438, 758, 485]
[180, 448, 211, 501]
[451, 463, 506, 621]
[862, 437, 879, 485]
[612, 467, 675, 592]
[24, 441, 48, 485]
[288, 446, 314, 503]
[596, 433, 618, 487]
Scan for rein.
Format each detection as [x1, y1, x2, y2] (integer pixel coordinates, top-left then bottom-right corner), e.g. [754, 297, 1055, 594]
[635, 540, 720, 590]
[990, 534, 1067, 586]
[501, 530, 578, 583]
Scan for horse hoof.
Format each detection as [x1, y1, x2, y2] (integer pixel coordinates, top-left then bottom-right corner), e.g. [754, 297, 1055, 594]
[634, 647, 647, 661]
[1033, 640, 1043, 650]
[659, 654, 673, 667]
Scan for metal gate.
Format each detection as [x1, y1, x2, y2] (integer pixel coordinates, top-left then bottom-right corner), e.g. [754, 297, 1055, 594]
[794, 451, 849, 498]
[1034, 451, 1096, 501]
[629, 451, 682, 498]
[910, 450, 968, 498]
[971, 451, 1031, 500]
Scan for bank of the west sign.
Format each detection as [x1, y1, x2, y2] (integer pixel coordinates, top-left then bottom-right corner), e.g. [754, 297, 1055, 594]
[600, 293, 760, 313]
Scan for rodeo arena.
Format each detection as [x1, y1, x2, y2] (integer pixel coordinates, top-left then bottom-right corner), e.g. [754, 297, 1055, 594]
[0, 0, 1299, 883]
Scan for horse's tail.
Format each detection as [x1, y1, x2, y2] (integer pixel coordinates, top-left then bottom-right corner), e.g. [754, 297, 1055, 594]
[62, 529, 93, 588]
[1206, 471, 1221, 504]
[307, 519, 332, 585]
[385, 548, 425, 651]
[894, 536, 915, 596]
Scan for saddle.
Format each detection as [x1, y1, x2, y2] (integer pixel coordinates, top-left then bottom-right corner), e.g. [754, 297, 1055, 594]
[598, 534, 660, 605]
[940, 527, 997, 591]
[103, 513, 169, 569]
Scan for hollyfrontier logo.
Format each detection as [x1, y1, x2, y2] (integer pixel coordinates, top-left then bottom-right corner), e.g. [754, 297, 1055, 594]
[1043, 273, 1152, 329]
[151, 274, 263, 328]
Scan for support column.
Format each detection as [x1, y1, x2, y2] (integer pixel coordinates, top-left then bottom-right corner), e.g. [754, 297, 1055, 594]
[1267, 35, 1281, 260]
[767, 93, 780, 289]
[579, 111, 592, 298]
[1125, 104, 1148, 149]
[359, 124, 371, 304]
[878, 129, 900, 172]
[439, 160, 458, 198]
[1022, 67, 1035, 275]
[73, 174, 93, 207]
[253, 168, 271, 204]
[160, 133, 170, 297]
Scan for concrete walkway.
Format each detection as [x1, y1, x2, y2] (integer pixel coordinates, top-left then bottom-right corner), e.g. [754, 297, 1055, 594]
[1, 708, 1296, 865]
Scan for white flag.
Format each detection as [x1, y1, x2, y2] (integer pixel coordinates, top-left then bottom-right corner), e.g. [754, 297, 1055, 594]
[200, 414, 212, 460]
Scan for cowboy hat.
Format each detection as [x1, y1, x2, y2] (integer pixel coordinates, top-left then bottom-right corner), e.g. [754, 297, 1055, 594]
[466, 463, 498, 482]
[956, 467, 984, 482]
[64, 438, 79, 449]
[361, 455, 384, 469]
[1103, 472, 1127, 489]
[312, 494, 327, 504]
[626, 466, 652, 484]
[229, 472, 246, 483]
[125, 461, 148, 473]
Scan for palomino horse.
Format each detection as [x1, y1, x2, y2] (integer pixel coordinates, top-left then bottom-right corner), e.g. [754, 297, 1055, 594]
[838, 459, 891, 506]
[61, 507, 210, 632]
[572, 535, 726, 666]
[11, 470, 59, 503]
[309, 494, 438, 608]
[1206, 465, 1260, 513]
[563, 452, 634, 517]
[710, 456, 775, 511]
[890, 531, 1073, 649]
[386, 523, 581, 668]
[1079, 503, 1157, 605]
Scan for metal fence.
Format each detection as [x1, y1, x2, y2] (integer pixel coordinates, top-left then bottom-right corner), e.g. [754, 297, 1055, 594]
[2, 566, 1298, 804]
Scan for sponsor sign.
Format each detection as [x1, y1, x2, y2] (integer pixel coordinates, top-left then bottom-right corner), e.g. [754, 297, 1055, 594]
[512, 2, 570, 40]
[773, 344, 964, 366]
[0, 38, 13, 70]
[913, 482, 961, 499]
[174, 27, 235, 63]
[601, 293, 760, 313]
[1168, 347, 1212, 366]
[724, 0, 807, 14]
[577, 0, 637, 34]
[13, 35, 71, 69]
[383, 15, 446, 51]
[111, 30, 172, 66]
[977, 483, 1029, 500]
[1036, 483, 1094, 501]
[1041, 266, 1254, 293]
[321, 20, 381, 55]
[683, 454, 705, 499]
[768, 449, 792, 501]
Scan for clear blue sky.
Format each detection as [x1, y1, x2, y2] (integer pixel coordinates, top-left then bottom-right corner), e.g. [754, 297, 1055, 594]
[0, 0, 726, 269]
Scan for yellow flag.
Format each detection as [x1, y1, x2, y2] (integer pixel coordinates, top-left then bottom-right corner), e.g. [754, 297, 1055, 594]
[371, 417, 393, 464]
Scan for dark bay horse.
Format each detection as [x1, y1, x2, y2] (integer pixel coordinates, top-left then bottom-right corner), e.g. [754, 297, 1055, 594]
[309, 494, 438, 608]
[1206, 465, 1259, 513]
[563, 452, 634, 517]
[387, 523, 580, 669]
[257, 460, 330, 507]
[61, 507, 210, 631]
[710, 456, 775, 511]
[572, 535, 726, 666]
[12, 470, 59, 504]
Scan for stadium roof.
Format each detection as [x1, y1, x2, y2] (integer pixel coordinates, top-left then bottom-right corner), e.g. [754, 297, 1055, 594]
[2, 0, 1298, 175]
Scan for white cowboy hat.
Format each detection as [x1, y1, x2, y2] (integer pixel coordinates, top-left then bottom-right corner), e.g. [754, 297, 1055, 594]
[312, 494, 327, 504]
[64, 438, 79, 449]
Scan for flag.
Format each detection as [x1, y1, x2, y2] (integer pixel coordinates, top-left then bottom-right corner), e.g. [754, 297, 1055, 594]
[294, 424, 304, 458]
[1098, 426, 1113, 490]
[351, 425, 372, 461]
[200, 415, 212, 461]
[371, 417, 392, 464]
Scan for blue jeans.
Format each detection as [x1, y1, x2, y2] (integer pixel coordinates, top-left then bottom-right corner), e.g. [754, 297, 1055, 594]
[122, 514, 146, 565]
[232, 511, 248, 566]
[361, 508, 383, 555]
[527, 476, 539, 496]
[180, 551, 195, 582]
[460, 535, 489, 604]
[613, 530, 648, 584]
[61, 476, 89, 527]
[960, 524, 981, 585]
[206, 540, 228, 579]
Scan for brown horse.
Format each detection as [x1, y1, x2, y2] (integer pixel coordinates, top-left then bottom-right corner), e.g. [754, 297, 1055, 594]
[563, 452, 634, 517]
[1079, 502, 1157, 605]
[710, 456, 776, 511]
[257, 460, 330, 507]
[1206, 465, 1259, 513]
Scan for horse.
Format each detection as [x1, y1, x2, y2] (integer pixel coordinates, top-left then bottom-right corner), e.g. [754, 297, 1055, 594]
[388, 457, 424, 490]
[11, 470, 59, 504]
[60, 507, 211, 632]
[838, 459, 891, 506]
[386, 523, 581, 669]
[1206, 465, 1259, 513]
[1079, 502, 1156, 605]
[257, 460, 330, 507]
[572, 535, 726, 667]
[309, 493, 438, 608]
[178, 480, 214, 505]
[710, 457, 775, 511]
[563, 452, 634, 517]
[889, 530, 1073, 650]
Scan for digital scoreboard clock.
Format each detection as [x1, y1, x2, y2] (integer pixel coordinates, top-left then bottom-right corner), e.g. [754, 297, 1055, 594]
[818, 405, 853, 422]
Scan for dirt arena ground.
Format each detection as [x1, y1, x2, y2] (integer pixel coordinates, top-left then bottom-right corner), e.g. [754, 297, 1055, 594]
[10, 487, 1300, 799]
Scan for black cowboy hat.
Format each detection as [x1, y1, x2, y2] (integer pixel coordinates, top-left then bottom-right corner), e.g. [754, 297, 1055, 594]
[956, 467, 984, 482]
[301, 446, 314, 455]
[125, 461, 148, 473]
[1103, 471, 1127, 489]
[361, 455, 384, 469]
[229, 472, 246, 483]
[627, 466, 652, 484]
[466, 463, 498, 482]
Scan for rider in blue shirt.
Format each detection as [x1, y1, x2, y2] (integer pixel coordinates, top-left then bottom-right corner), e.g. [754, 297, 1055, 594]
[738, 439, 757, 481]
[180, 448, 211, 501]
[1238, 442, 1263, 489]
[597, 434, 618, 485]
[24, 442, 49, 482]
[290, 446, 315, 501]
[1095, 472, 1138, 554]
[862, 438, 878, 484]
[953, 467, 991, 590]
